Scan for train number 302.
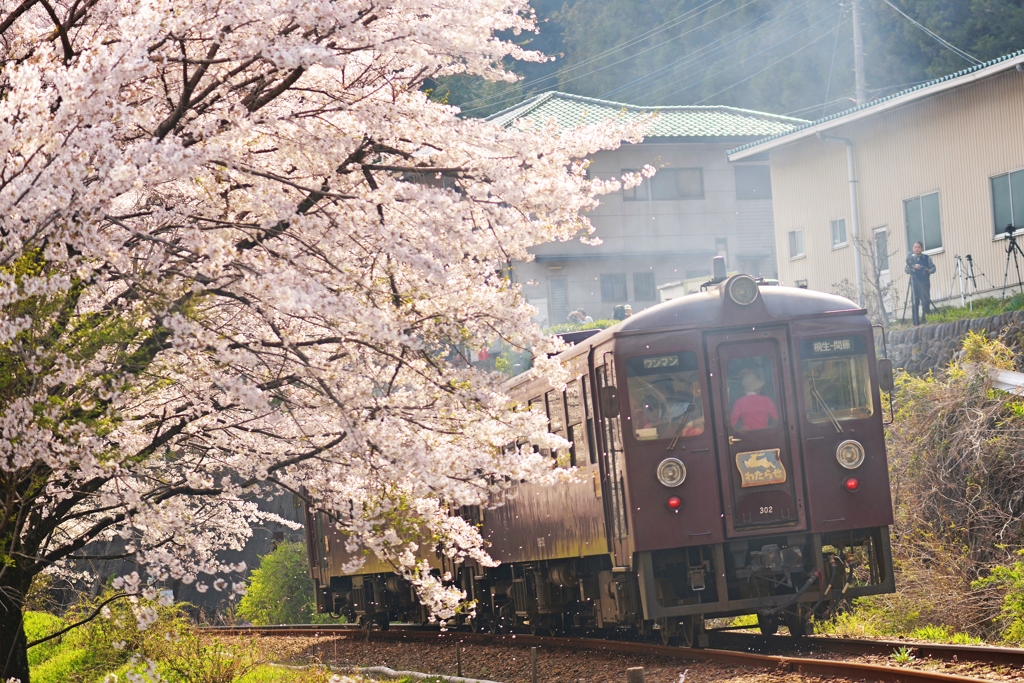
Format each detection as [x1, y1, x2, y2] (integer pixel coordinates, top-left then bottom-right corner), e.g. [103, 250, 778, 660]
[759, 506, 773, 514]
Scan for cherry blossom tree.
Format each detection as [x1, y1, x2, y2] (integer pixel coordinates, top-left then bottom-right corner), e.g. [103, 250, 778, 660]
[0, 0, 639, 679]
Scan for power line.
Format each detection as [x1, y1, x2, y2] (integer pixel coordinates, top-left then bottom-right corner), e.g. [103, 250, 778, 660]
[820, 5, 847, 118]
[458, 0, 732, 114]
[648, 4, 842, 105]
[691, 13, 842, 104]
[599, 0, 820, 102]
[879, 0, 980, 65]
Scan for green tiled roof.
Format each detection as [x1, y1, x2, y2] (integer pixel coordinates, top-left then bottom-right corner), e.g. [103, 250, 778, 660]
[487, 91, 807, 139]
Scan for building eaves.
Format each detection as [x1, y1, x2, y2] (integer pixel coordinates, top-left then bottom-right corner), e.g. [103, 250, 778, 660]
[487, 91, 807, 139]
[727, 49, 1024, 161]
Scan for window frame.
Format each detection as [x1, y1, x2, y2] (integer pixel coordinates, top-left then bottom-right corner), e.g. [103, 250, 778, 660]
[600, 273, 628, 302]
[903, 191, 943, 253]
[621, 168, 647, 202]
[990, 168, 1024, 238]
[788, 229, 805, 260]
[830, 218, 847, 249]
[633, 271, 656, 301]
[649, 167, 704, 201]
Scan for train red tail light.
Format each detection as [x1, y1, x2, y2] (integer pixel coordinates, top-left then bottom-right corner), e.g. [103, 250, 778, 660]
[844, 477, 860, 492]
[667, 496, 682, 511]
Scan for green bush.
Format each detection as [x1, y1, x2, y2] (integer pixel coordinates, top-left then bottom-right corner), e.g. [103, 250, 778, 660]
[28, 593, 265, 683]
[905, 293, 1024, 325]
[236, 540, 332, 625]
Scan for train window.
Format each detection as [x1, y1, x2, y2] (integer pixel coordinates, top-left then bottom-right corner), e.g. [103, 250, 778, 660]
[725, 358, 779, 432]
[800, 336, 874, 423]
[582, 375, 598, 465]
[625, 352, 704, 441]
[546, 390, 566, 435]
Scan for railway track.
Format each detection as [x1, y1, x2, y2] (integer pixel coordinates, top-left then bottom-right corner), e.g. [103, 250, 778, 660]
[201, 624, 1024, 682]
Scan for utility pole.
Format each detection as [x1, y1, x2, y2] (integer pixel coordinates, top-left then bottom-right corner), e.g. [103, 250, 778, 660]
[851, 0, 867, 104]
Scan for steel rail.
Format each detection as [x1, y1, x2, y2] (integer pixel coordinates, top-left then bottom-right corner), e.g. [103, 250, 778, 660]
[713, 630, 1024, 668]
[198, 626, 1008, 683]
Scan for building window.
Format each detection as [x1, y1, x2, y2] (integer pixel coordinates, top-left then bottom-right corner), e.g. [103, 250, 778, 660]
[991, 169, 1024, 236]
[621, 168, 646, 201]
[788, 229, 805, 259]
[600, 273, 628, 301]
[634, 272, 656, 301]
[830, 218, 847, 248]
[904, 192, 942, 251]
[735, 165, 772, 200]
[650, 168, 703, 200]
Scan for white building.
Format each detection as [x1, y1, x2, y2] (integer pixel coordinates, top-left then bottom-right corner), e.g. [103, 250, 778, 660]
[489, 93, 805, 325]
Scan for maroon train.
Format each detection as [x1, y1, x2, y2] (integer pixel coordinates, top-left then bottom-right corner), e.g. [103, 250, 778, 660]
[307, 273, 896, 645]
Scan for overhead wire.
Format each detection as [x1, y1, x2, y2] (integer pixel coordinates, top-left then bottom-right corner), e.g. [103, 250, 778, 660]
[598, 0, 820, 102]
[690, 9, 843, 104]
[648, 2, 842, 105]
[457, 0, 732, 114]
[878, 0, 980, 65]
[820, 4, 847, 117]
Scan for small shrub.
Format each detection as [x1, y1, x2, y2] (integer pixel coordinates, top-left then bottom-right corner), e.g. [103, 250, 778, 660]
[236, 540, 332, 625]
[891, 646, 916, 665]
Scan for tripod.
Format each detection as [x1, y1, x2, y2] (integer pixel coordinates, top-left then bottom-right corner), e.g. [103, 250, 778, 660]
[950, 255, 966, 307]
[965, 254, 981, 310]
[1002, 225, 1024, 297]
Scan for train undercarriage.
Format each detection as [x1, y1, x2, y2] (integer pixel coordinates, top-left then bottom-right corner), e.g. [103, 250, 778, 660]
[314, 526, 894, 646]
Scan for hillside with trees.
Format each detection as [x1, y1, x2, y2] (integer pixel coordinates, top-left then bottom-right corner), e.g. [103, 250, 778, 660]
[441, 0, 1024, 118]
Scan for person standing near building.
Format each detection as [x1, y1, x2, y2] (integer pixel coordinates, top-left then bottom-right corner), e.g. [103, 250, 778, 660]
[905, 241, 936, 326]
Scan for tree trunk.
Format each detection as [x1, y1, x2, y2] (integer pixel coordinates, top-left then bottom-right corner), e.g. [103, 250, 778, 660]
[0, 574, 31, 683]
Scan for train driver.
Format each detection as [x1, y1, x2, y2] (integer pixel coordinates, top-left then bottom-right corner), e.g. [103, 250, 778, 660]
[730, 369, 778, 431]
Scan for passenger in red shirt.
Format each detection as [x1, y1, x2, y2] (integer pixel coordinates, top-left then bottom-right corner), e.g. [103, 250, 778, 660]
[730, 372, 778, 431]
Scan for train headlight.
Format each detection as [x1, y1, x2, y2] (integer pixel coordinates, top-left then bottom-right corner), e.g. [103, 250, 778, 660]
[836, 440, 865, 469]
[657, 458, 687, 487]
[727, 275, 759, 305]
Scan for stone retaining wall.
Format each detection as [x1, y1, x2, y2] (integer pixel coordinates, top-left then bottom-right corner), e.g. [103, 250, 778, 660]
[886, 310, 1024, 374]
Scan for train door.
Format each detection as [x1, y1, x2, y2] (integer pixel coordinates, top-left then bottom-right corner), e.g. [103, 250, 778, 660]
[705, 329, 807, 536]
[595, 354, 631, 567]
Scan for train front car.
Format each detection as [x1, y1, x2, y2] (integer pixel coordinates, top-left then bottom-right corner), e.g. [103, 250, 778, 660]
[613, 275, 895, 644]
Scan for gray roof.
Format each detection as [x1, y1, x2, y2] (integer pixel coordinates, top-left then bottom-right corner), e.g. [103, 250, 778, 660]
[728, 48, 1024, 157]
[488, 91, 807, 140]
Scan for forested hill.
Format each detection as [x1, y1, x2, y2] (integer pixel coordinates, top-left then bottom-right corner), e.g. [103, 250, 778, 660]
[436, 0, 1024, 119]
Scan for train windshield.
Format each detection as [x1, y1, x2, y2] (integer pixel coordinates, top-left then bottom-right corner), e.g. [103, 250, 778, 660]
[625, 351, 704, 441]
[799, 336, 874, 424]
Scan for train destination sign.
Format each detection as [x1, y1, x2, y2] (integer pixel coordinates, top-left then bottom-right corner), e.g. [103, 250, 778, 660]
[799, 336, 867, 358]
[735, 448, 787, 487]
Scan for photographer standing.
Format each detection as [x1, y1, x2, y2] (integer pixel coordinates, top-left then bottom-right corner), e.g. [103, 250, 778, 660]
[905, 241, 936, 326]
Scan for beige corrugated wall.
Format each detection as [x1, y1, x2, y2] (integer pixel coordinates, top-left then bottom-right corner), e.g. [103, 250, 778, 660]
[771, 68, 1024, 311]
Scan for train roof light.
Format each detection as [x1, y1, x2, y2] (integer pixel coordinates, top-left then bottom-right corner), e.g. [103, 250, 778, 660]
[844, 477, 860, 492]
[667, 496, 682, 511]
[727, 275, 759, 305]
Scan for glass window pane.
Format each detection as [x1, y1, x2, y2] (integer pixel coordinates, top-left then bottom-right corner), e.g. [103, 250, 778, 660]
[993, 174, 1012, 235]
[626, 352, 704, 441]
[922, 192, 942, 250]
[831, 219, 846, 246]
[874, 230, 889, 272]
[649, 169, 678, 200]
[800, 336, 873, 422]
[1011, 170, 1024, 229]
[725, 357, 778, 432]
[600, 273, 627, 301]
[634, 272, 656, 301]
[904, 197, 923, 248]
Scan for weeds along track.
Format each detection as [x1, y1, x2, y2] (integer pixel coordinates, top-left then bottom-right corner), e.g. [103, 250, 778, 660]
[199, 625, 1024, 683]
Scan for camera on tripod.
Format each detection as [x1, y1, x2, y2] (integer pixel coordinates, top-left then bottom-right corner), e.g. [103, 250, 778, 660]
[1002, 223, 1022, 237]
